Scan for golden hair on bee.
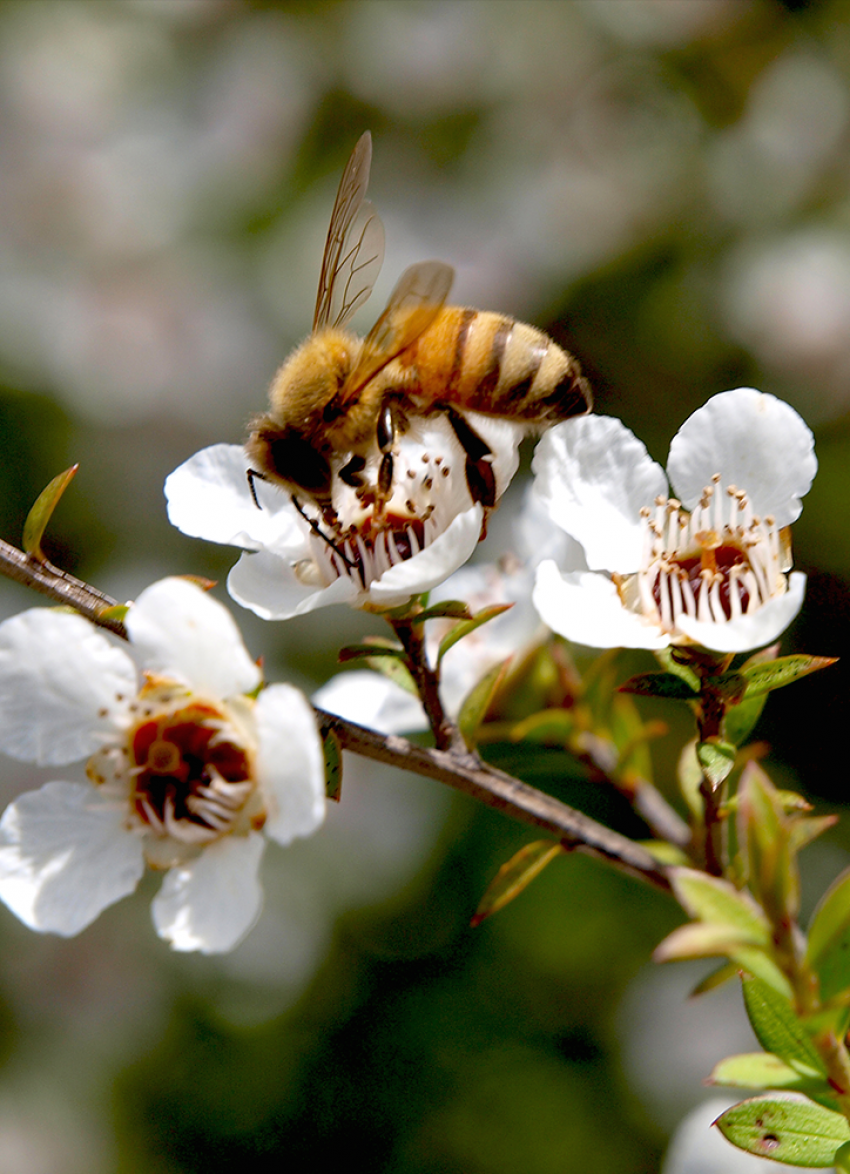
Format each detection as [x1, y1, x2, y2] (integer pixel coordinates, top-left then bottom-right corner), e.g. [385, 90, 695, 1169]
[246, 131, 592, 520]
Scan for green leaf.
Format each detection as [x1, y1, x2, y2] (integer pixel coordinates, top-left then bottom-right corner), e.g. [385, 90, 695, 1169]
[669, 869, 771, 945]
[742, 655, 838, 698]
[410, 600, 472, 623]
[22, 464, 78, 558]
[654, 923, 774, 963]
[709, 1053, 840, 1109]
[724, 691, 768, 747]
[697, 739, 737, 787]
[508, 708, 575, 745]
[655, 646, 701, 693]
[618, 671, 698, 700]
[471, 840, 563, 927]
[741, 974, 827, 1078]
[835, 1140, 850, 1172]
[321, 728, 342, 802]
[338, 641, 406, 663]
[457, 657, 511, 748]
[715, 1096, 850, 1166]
[790, 815, 837, 856]
[436, 604, 513, 666]
[806, 867, 850, 1002]
[710, 1052, 824, 1091]
[691, 961, 739, 995]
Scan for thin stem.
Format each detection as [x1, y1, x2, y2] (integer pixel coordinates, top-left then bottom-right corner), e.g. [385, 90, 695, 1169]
[0, 541, 672, 894]
[0, 538, 127, 636]
[316, 708, 671, 892]
[389, 614, 465, 754]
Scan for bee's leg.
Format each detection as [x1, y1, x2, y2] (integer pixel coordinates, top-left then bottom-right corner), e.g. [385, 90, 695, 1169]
[445, 407, 496, 508]
[247, 468, 267, 510]
[375, 401, 403, 513]
[289, 495, 358, 571]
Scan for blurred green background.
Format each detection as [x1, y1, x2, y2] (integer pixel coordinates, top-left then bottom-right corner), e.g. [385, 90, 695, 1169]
[0, 0, 848, 1170]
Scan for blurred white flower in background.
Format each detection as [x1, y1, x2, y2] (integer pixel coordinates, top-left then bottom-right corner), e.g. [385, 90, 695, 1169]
[531, 389, 816, 652]
[0, 577, 325, 953]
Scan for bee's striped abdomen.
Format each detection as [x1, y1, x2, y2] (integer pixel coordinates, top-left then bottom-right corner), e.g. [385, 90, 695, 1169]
[415, 308, 592, 423]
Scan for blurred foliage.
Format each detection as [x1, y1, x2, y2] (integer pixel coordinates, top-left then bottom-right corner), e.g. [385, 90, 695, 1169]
[0, 0, 848, 1171]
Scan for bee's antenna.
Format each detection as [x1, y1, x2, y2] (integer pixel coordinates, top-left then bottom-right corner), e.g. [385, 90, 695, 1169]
[290, 495, 358, 572]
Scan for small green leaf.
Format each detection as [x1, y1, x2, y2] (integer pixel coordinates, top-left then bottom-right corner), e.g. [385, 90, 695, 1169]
[835, 1140, 850, 1172]
[724, 691, 768, 747]
[436, 604, 513, 666]
[691, 961, 739, 995]
[790, 815, 837, 856]
[697, 739, 737, 787]
[410, 600, 472, 623]
[806, 867, 850, 1002]
[705, 671, 748, 704]
[338, 641, 406, 663]
[471, 840, 563, 927]
[509, 709, 575, 745]
[655, 646, 701, 692]
[618, 671, 698, 700]
[457, 657, 511, 748]
[22, 464, 78, 558]
[669, 869, 771, 945]
[709, 1053, 840, 1109]
[321, 728, 342, 802]
[741, 974, 827, 1078]
[715, 1096, 850, 1166]
[742, 655, 838, 698]
[710, 1052, 820, 1091]
[654, 923, 773, 963]
[97, 603, 129, 625]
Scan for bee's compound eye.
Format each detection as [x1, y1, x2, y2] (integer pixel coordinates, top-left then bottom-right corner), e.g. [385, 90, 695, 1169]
[267, 433, 332, 499]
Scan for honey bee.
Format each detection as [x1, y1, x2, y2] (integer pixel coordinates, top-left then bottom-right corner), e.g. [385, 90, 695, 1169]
[247, 132, 592, 527]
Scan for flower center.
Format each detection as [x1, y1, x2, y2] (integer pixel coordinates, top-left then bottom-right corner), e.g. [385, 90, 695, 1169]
[295, 441, 469, 592]
[631, 475, 788, 635]
[87, 678, 263, 862]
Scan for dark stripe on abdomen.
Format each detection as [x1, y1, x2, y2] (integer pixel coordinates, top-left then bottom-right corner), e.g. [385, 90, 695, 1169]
[475, 316, 512, 399]
[447, 308, 477, 395]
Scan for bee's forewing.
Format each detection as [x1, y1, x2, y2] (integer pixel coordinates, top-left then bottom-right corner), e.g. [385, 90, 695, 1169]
[314, 132, 386, 330]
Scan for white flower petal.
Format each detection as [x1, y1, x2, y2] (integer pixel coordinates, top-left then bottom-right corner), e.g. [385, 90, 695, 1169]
[152, 832, 265, 953]
[368, 505, 484, 606]
[532, 416, 668, 572]
[313, 671, 427, 736]
[532, 560, 670, 650]
[0, 781, 145, 935]
[0, 611, 136, 765]
[227, 550, 358, 620]
[675, 572, 807, 653]
[254, 684, 326, 844]
[165, 443, 303, 550]
[127, 578, 261, 698]
[667, 389, 817, 527]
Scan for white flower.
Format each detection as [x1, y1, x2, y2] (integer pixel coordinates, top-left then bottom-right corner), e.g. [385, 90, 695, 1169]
[0, 578, 325, 953]
[314, 488, 554, 735]
[531, 389, 817, 653]
[164, 414, 523, 620]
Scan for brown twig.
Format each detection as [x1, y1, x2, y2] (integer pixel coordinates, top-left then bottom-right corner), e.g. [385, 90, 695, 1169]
[0, 543, 671, 893]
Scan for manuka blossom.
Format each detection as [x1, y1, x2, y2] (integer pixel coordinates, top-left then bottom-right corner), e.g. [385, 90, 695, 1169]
[0, 578, 325, 953]
[531, 389, 816, 653]
[165, 414, 523, 620]
[315, 488, 561, 735]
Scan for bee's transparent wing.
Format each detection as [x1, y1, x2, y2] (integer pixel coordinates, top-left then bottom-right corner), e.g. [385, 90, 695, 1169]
[314, 132, 386, 331]
[342, 260, 455, 397]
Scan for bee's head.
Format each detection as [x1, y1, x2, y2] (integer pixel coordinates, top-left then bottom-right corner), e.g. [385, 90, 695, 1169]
[246, 419, 333, 505]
